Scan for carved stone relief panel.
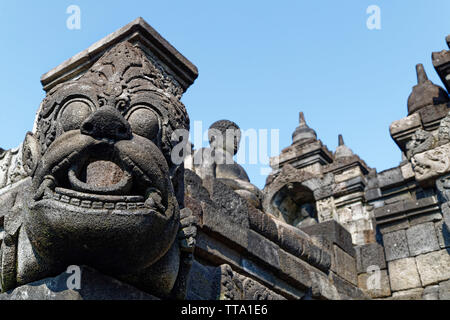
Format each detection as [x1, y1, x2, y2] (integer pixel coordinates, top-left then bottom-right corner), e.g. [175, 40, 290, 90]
[411, 143, 450, 183]
[217, 264, 285, 300]
[316, 197, 337, 223]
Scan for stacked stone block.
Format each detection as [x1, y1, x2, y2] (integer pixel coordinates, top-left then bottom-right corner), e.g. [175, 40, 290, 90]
[368, 39, 450, 299]
[367, 157, 449, 300]
[185, 171, 367, 300]
[354, 243, 391, 298]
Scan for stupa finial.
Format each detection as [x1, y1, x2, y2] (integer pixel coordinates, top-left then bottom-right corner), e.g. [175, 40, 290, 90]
[299, 112, 306, 126]
[416, 64, 429, 85]
[338, 134, 345, 146]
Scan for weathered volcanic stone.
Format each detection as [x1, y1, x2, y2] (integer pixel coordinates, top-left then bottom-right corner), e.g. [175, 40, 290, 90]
[439, 279, 450, 300]
[195, 231, 243, 267]
[383, 230, 410, 261]
[422, 285, 440, 300]
[388, 257, 421, 291]
[415, 250, 450, 286]
[328, 272, 368, 300]
[406, 222, 440, 256]
[300, 236, 324, 270]
[85, 160, 124, 187]
[184, 195, 203, 222]
[277, 221, 328, 271]
[308, 271, 341, 300]
[442, 202, 450, 236]
[400, 162, 415, 180]
[0, 266, 157, 300]
[435, 220, 450, 248]
[378, 219, 410, 235]
[186, 261, 219, 300]
[357, 269, 391, 298]
[202, 177, 249, 229]
[389, 112, 422, 142]
[199, 177, 251, 249]
[277, 249, 313, 291]
[201, 201, 249, 250]
[332, 245, 357, 286]
[355, 243, 386, 274]
[409, 211, 442, 227]
[407, 64, 449, 115]
[248, 205, 278, 243]
[377, 167, 404, 189]
[411, 143, 450, 184]
[365, 188, 382, 201]
[301, 220, 355, 257]
[418, 103, 449, 128]
[391, 288, 424, 300]
[247, 230, 280, 270]
[184, 169, 212, 204]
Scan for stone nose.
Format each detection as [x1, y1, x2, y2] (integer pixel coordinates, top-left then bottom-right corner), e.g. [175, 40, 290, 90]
[81, 106, 132, 141]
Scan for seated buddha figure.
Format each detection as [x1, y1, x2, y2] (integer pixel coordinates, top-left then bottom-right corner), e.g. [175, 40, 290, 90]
[192, 120, 263, 208]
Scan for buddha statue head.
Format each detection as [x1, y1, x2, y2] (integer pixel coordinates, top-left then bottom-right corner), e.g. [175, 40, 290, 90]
[208, 120, 241, 156]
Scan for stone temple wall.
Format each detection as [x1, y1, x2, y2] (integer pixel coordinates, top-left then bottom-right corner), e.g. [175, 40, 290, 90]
[183, 169, 368, 300]
[361, 40, 450, 299]
[258, 37, 450, 300]
[265, 39, 450, 300]
[0, 18, 447, 300]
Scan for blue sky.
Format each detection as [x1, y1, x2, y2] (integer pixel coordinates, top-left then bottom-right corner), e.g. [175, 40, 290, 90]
[1, 1, 450, 188]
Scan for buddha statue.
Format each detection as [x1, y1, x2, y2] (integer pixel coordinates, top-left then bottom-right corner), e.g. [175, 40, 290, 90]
[192, 120, 263, 208]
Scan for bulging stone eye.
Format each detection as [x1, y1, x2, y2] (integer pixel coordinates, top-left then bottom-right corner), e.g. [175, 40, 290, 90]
[59, 99, 93, 132]
[127, 107, 160, 141]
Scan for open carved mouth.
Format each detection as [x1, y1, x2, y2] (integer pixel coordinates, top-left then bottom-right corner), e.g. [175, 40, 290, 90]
[34, 141, 167, 213]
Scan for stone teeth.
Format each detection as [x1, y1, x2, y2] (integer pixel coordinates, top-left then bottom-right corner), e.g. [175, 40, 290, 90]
[70, 198, 81, 206]
[104, 203, 115, 210]
[116, 202, 127, 210]
[54, 188, 144, 203]
[92, 202, 103, 209]
[61, 195, 70, 204]
[47, 188, 146, 210]
[81, 200, 92, 208]
[137, 203, 145, 209]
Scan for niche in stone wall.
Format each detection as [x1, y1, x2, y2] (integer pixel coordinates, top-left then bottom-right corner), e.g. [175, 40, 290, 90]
[271, 183, 317, 228]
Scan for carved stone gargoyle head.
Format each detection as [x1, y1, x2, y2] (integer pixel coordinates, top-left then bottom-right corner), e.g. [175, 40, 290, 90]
[13, 41, 195, 298]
